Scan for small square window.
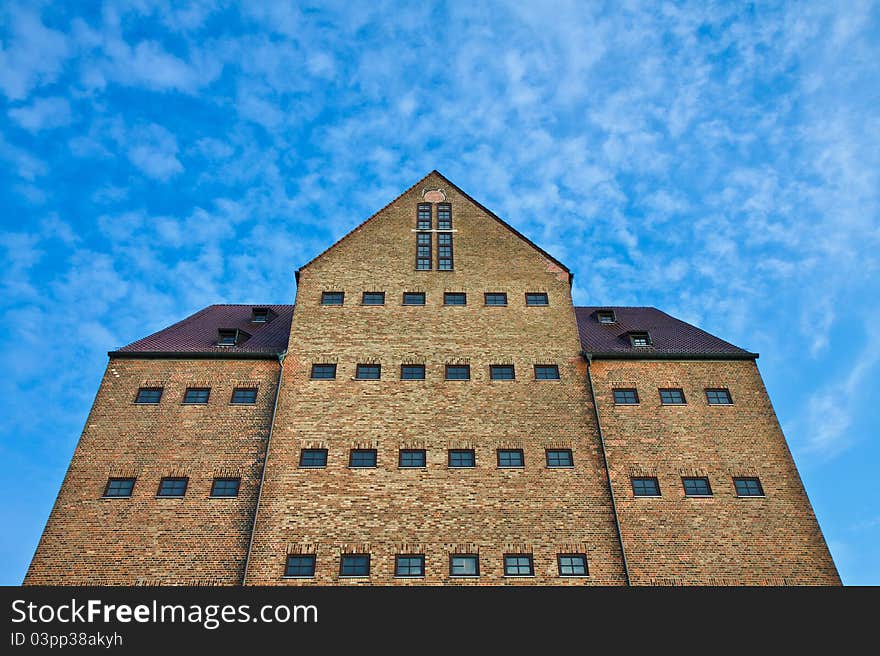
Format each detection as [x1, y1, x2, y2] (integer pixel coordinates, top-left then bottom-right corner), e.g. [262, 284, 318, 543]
[231, 388, 258, 404]
[349, 449, 377, 468]
[183, 388, 209, 404]
[210, 477, 240, 497]
[321, 292, 344, 306]
[534, 365, 560, 380]
[356, 364, 381, 380]
[557, 554, 588, 577]
[340, 554, 370, 577]
[546, 449, 573, 467]
[504, 554, 534, 577]
[659, 388, 686, 405]
[403, 292, 425, 305]
[399, 449, 426, 468]
[448, 449, 475, 468]
[135, 387, 162, 404]
[251, 307, 271, 323]
[103, 477, 135, 498]
[525, 293, 548, 306]
[490, 365, 515, 380]
[484, 292, 508, 306]
[445, 365, 470, 380]
[157, 477, 188, 497]
[597, 310, 616, 324]
[444, 292, 466, 306]
[285, 555, 316, 577]
[497, 449, 524, 468]
[310, 364, 337, 380]
[400, 365, 425, 380]
[629, 332, 652, 347]
[218, 329, 238, 346]
[706, 388, 733, 405]
[613, 388, 639, 405]
[632, 477, 661, 497]
[437, 203, 452, 230]
[299, 449, 328, 468]
[683, 477, 712, 496]
[734, 477, 764, 497]
[450, 554, 479, 577]
[362, 292, 385, 306]
[395, 554, 425, 578]
[417, 203, 432, 230]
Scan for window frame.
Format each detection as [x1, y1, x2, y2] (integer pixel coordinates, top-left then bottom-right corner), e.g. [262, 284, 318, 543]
[230, 387, 258, 405]
[217, 329, 238, 346]
[321, 291, 344, 306]
[156, 477, 188, 498]
[557, 553, 589, 577]
[497, 448, 525, 468]
[437, 232, 453, 271]
[361, 292, 385, 306]
[597, 310, 617, 324]
[209, 477, 241, 498]
[682, 476, 713, 497]
[182, 387, 210, 405]
[525, 292, 549, 306]
[631, 476, 661, 497]
[134, 387, 163, 405]
[284, 554, 316, 578]
[449, 554, 479, 578]
[339, 554, 371, 578]
[103, 477, 135, 498]
[402, 292, 426, 306]
[395, 554, 426, 578]
[400, 364, 426, 380]
[659, 388, 687, 405]
[489, 364, 516, 381]
[299, 448, 328, 469]
[484, 292, 508, 306]
[310, 364, 337, 380]
[629, 332, 652, 347]
[349, 449, 378, 468]
[437, 202, 452, 230]
[503, 554, 535, 577]
[546, 449, 574, 468]
[448, 449, 476, 468]
[733, 477, 765, 498]
[398, 449, 427, 469]
[415, 232, 432, 271]
[445, 364, 471, 380]
[706, 388, 734, 405]
[251, 307, 271, 323]
[534, 365, 560, 380]
[416, 203, 432, 230]
[355, 364, 381, 380]
[443, 292, 466, 306]
[612, 388, 639, 405]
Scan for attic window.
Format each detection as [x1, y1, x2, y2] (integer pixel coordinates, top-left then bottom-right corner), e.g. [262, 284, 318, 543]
[218, 329, 250, 347]
[629, 332, 652, 347]
[251, 307, 271, 323]
[597, 310, 616, 324]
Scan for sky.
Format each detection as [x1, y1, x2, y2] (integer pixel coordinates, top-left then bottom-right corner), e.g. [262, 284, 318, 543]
[1, 1, 878, 585]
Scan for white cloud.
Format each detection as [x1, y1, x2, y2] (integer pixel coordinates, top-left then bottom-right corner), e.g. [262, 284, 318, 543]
[0, 4, 69, 100]
[8, 96, 72, 132]
[125, 123, 183, 181]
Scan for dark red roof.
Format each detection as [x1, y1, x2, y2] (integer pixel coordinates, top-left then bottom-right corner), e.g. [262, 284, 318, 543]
[112, 304, 293, 358]
[575, 306, 755, 359]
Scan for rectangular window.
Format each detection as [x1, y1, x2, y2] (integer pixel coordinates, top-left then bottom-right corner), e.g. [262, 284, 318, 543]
[632, 477, 661, 497]
[416, 232, 432, 270]
[299, 449, 328, 468]
[450, 554, 479, 577]
[321, 291, 344, 306]
[395, 555, 425, 578]
[546, 449, 573, 467]
[349, 449, 377, 468]
[525, 292, 549, 306]
[437, 203, 452, 230]
[399, 449, 426, 468]
[310, 364, 337, 380]
[251, 307, 271, 323]
[504, 554, 534, 577]
[484, 292, 507, 306]
[210, 477, 240, 497]
[417, 203, 432, 230]
[182, 388, 209, 404]
[613, 388, 639, 405]
[355, 364, 381, 380]
[400, 365, 425, 380]
[659, 388, 686, 405]
[497, 449, 525, 468]
[403, 292, 425, 305]
[135, 387, 162, 404]
[706, 388, 733, 405]
[218, 329, 238, 346]
[445, 365, 470, 380]
[490, 365, 515, 380]
[448, 449, 476, 468]
[340, 554, 370, 577]
[683, 477, 712, 497]
[231, 388, 258, 404]
[157, 477, 187, 497]
[734, 477, 764, 497]
[285, 555, 316, 577]
[558, 554, 588, 577]
[437, 233, 453, 270]
[629, 332, 652, 347]
[103, 478, 135, 498]
[443, 292, 466, 305]
[534, 365, 560, 380]
[362, 292, 385, 306]
[597, 310, 616, 324]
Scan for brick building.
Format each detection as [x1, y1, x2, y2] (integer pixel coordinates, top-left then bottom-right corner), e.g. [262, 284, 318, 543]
[25, 171, 839, 586]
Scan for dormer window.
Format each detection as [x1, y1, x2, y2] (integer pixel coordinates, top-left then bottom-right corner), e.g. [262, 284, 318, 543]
[597, 310, 616, 324]
[217, 329, 250, 347]
[629, 332, 652, 347]
[251, 307, 271, 323]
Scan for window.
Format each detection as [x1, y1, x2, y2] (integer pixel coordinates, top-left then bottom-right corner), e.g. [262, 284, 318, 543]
[683, 477, 712, 497]
[597, 310, 616, 324]
[632, 477, 661, 497]
[497, 449, 524, 468]
[437, 203, 452, 230]
[734, 477, 764, 497]
[437, 233, 453, 270]
[349, 449, 377, 468]
[629, 332, 652, 347]
[534, 365, 560, 380]
[103, 478, 135, 498]
[450, 554, 479, 577]
[310, 364, 337, 380]
[403, 292, 425, 305]
[183, 388, 209, 404]
[321, 291, 344, 306]
[135, 387, 162, 404]
[355, 364, 381, 380]
[490, 365, 515, 380]
[157, 477, 187, 497]
[706, 388, 733, 405]
[448, 449, 475, 468]
[504, 554, 534, 577]
[399, 449, 426, 468]
[362, 292, 385, 306]
[340, 554, 370, 577]
[443, 292, 466, 305]
[416, 232, 432, 270]
[445, 365, 470, 380]
[557, 554, 588, 577]
[417, 203, 432, 230]
[231, 388, 258, 404]
[210, 478, 240, 497]
[484, 292, 507, 306]
[285, 555, 316, 577]
[395, 555, 425, 578]
[400, 365, 425, 380]
[613, 388, 639, 405]
[659, 388, 686, 405]
[218, 329, 238, 346]
[299, 449, 328, 468]
[546, 449, 574, 468]
[251, 307, 271, 323]
[525, 293, 548, 306]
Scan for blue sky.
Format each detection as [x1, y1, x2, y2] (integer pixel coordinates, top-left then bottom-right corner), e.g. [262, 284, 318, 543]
[1, 1, 878, 585]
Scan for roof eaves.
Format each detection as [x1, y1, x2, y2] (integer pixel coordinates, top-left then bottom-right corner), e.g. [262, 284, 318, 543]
[108, 350, 285, 360]
[582, 350, 759, 361]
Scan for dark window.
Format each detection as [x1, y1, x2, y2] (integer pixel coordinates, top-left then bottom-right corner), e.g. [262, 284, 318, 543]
[299, 449, 328, 468]
[734, 477, 764, 497]
[558, 554, 588, 577]
[629, 332, 652, 347]
[416, 232, 432, 270]
[340, 554, 370, 577]
[613, 388, 639, 405]
[525, 293, 549, 306]
[437, 203, 452, 230]
[546, 449, 574, 467]
[659, 388, 686, 405]
[231, 388, 258, 404]
[706, 388, 733, 405]
[399, 449, 426, 468]
[321, 291, 344, 306]
[417, 203, 432, 230]
[157, 477, 187, 497]
[355, 364, 381, 380]
[362, 292, 385, 306]
[310, 364, 337, 380]
[285, 555, 316, 577]
[437, 233, 453, 270]
[450, 554, 479, 577]
[444, 292, 466, 305]
[490, 365, 515, 380]
[251, 307, 271, 323]
[135, 387, 162, 404]
[445, 365, 470, 380]
[504, 554, 534, 577]
[448, 449, 476, 468]
[597, 310, 616, 324]
[400, 364, 425, 380]
[683, 477, 712, 496]
[218, 329, 238, 346]
[349, 449, 377, 468]
[484, 292, 507, 306]
[632, 477, 661, 497]
[534, 365, 559, 380]
[210, 478, 240, 497]
[103, 478, 135, 498]
[183, 388, 209, 404]
[403, 292, 425, 305]
[497, 449, 524, 468]
[395, 555, 425, 578]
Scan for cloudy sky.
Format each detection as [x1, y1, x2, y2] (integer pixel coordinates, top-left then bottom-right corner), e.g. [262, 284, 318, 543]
[1, 1, 878, 585]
